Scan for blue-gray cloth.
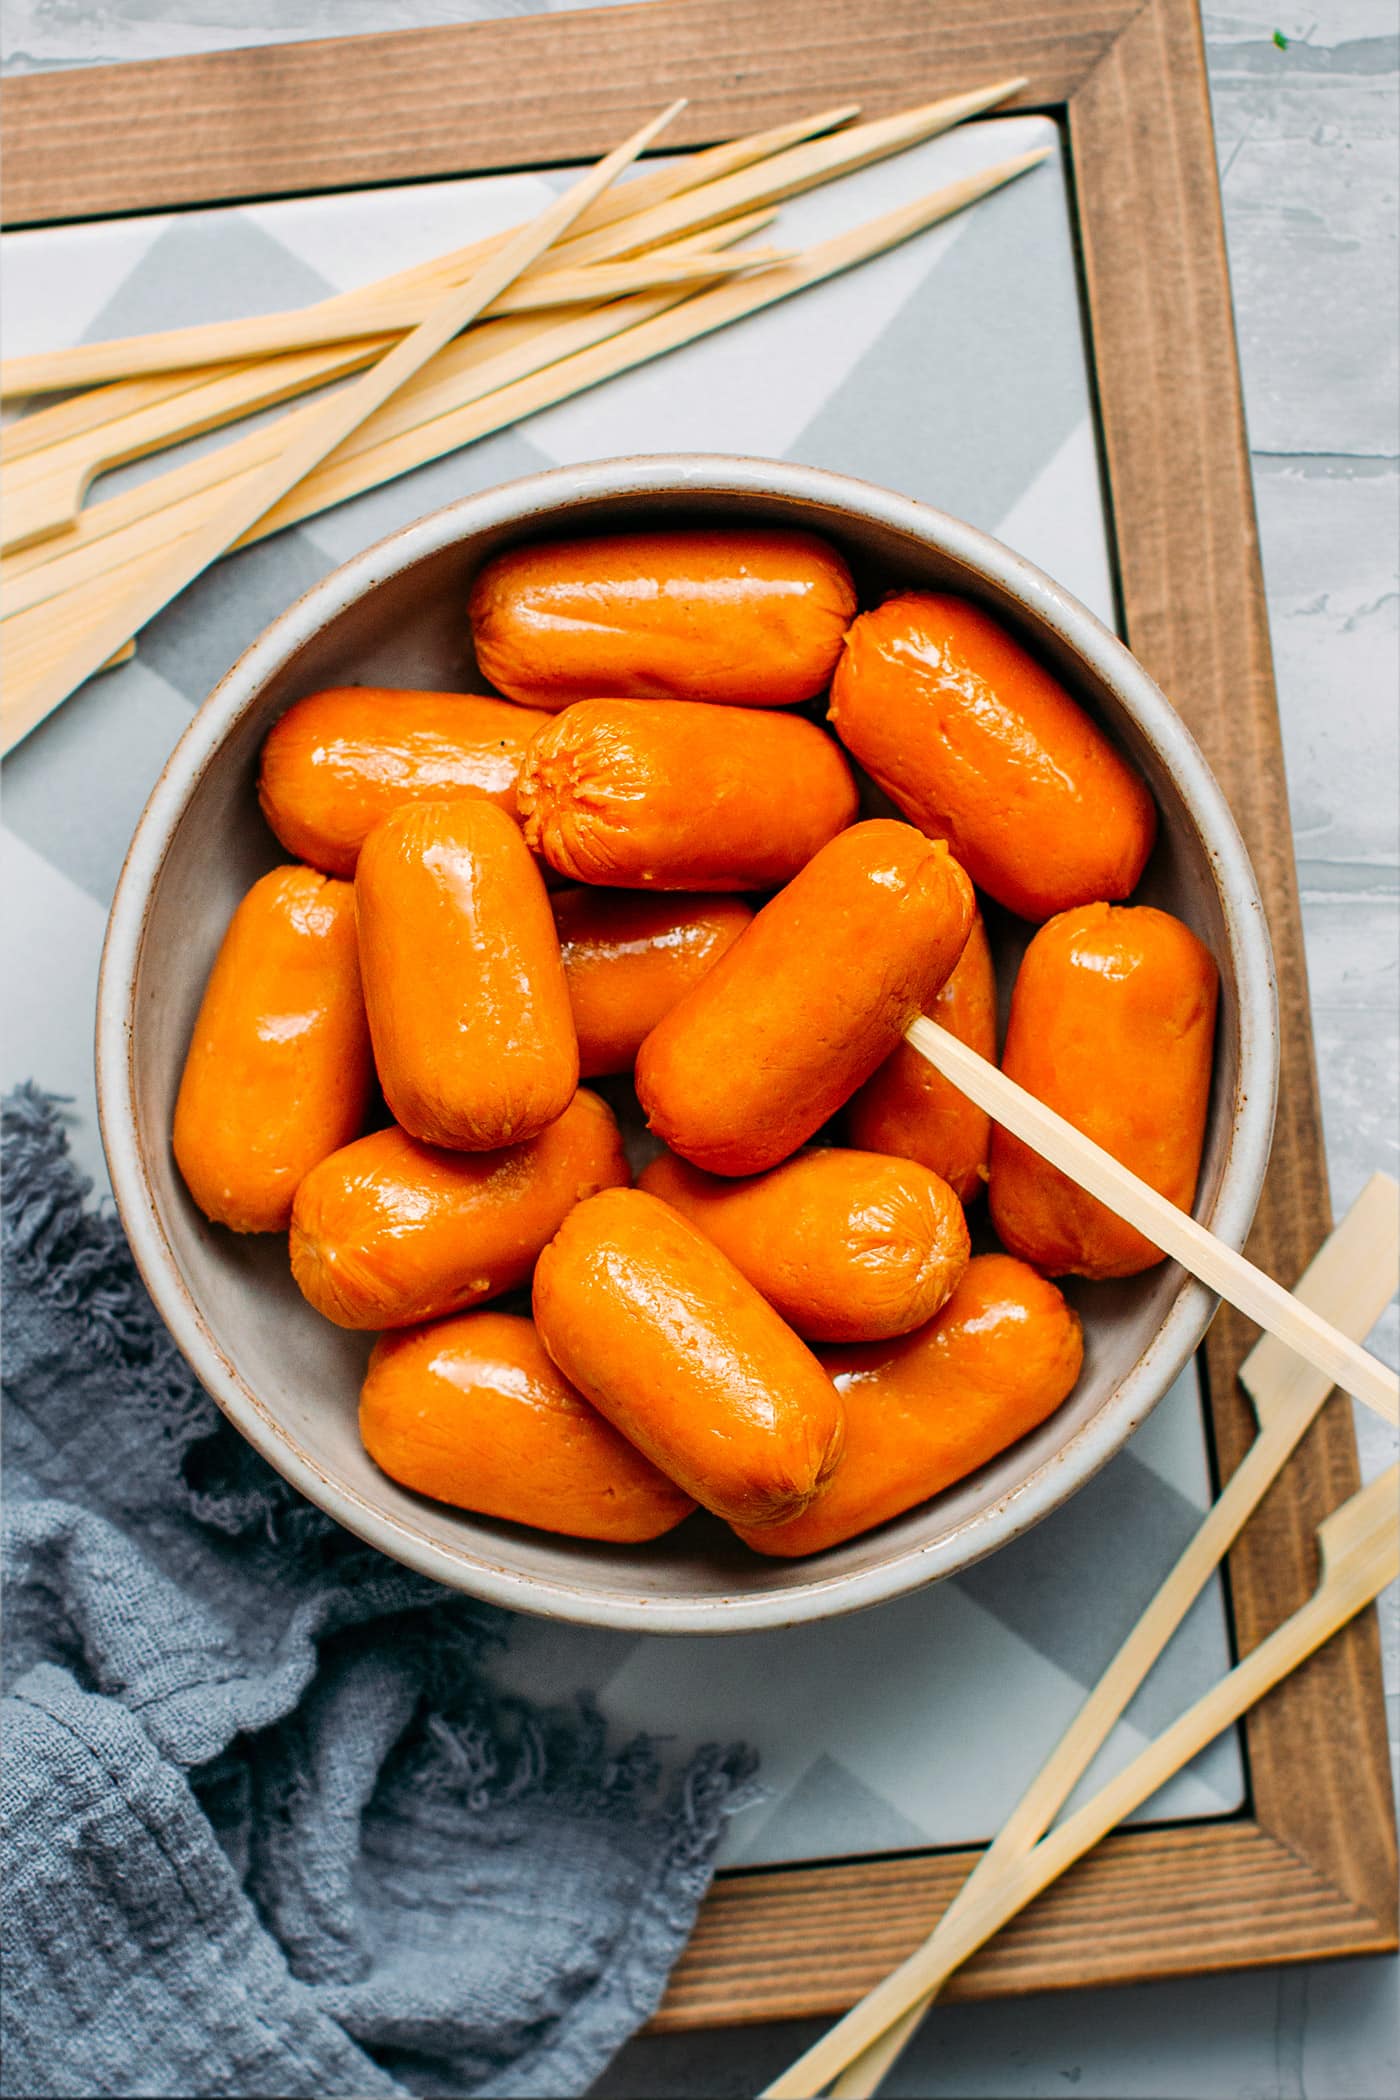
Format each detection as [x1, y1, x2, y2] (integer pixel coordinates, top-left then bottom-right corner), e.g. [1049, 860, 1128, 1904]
[2, 1087, 754, 2099]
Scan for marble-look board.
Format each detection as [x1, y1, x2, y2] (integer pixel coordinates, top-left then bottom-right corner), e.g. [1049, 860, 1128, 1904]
[0, 112, 1250, 1863]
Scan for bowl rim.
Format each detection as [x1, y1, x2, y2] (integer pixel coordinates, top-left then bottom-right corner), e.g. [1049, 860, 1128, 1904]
[96, 452, 1279, 1634]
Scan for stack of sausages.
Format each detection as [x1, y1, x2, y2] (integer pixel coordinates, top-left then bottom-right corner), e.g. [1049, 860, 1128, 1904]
[173, 526, 1218, 1557]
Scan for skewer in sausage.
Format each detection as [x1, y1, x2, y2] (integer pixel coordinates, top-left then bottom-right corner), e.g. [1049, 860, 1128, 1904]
[845, 904, 998, 1202]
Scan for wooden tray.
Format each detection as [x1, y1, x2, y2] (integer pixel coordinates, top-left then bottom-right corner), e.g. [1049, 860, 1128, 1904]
[5, 0, 1394, 2031]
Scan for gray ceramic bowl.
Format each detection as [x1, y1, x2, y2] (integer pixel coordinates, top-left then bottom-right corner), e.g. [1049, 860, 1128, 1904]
[97, 455, 1278, 1633]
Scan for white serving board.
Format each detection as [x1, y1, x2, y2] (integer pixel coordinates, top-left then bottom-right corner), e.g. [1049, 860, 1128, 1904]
[0, 113, 1244, 1862]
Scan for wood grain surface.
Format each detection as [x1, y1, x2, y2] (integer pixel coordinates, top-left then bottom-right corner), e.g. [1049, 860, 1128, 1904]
[0, 0, 1129, 224]
[4, 0, 1393, 2032]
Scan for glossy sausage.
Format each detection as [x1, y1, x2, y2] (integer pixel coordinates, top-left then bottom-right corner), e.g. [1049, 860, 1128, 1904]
[734, 1254, 1083, 1556]
[258, 685, 549, 876]
[845, 904, 998, 1202]
[638, 1146, 970, 1343]
[553, 889, 753, 1077]
[829, 593, 1157, 920]
[518, 699, 858, 890]
[355, 797, 578, 1150]
[532, 1187, 845, 1529]
[469, 527, 857, 709]
[360, 1312, 695, 1541]
[988, 903, 1219, 1278]
[173, 865, 372, 1232]
[290, 1089, 629, 1328]
[634, 820, 975, 1176]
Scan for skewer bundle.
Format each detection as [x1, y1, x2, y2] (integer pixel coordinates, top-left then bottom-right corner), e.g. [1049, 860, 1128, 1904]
[0, 80, 1043, 753]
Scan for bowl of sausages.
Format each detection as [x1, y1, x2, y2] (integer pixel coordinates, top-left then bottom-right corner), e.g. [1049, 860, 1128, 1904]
[97, 455, 1277, 1632]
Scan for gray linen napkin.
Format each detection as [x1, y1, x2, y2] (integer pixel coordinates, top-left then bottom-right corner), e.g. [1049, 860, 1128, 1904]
[1, 1086, 754, 2099]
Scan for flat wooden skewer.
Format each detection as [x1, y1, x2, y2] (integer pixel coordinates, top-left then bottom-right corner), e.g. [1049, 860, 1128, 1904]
[0, 241, 791, 556]
[0, 101, 861, 400]
[831, 1173, 1400, 2097]
[0, 241, 789, 430]
[0, 100, 686, 750]
[908, 1018, 1400, 1422]
[0, 251, 735, 623]
[244, 153, 1050, 544]
[555, 78, 1028, 269]
[0, 81, 1023, 571]
[0, 100, 853, 457]
[2, 150, 1049, 665]
[0, 217, 781, 618]
[0, 84, 1017, 400]
[3, 369, 219, 464]
[0, 341, 373, 559]
[765, 1454, 1399, 2098]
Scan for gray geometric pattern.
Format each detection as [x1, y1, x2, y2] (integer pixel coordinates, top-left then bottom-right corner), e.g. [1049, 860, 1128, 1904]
[792, 156, 1091, 530]
[0, 113, 1244, 1867]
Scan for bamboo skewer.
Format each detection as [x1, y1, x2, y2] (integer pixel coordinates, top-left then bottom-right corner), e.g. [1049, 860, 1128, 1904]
[0, 100, 687, 751]
[831, 1174, 1400, 2098]
[237, 155, 1050, 543]
[765, 1456, 1400, 2099]
[0, 240, 790, 557]
[1, 81, 1030, 654]
[907, 1018, 1400, 1422]
[0, 271, 711, 623]
[0, 341, 374, 558]
[0, 215, 781, 621]
[0, 241, 787, 440]
[0, 103, 861, 402]
[1, 81, 1022, 570]
[3, 370, 221, 463]
[0, 101, 835, 461]
[553, 79, 1028, 269]
[0, 150, 1049, 688]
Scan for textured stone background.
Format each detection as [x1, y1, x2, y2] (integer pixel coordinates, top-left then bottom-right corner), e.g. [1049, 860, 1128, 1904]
[3, 3, 1396, 2094]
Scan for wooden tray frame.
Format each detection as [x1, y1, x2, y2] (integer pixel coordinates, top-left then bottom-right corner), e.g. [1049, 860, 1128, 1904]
[5, 0, 1394, 2032]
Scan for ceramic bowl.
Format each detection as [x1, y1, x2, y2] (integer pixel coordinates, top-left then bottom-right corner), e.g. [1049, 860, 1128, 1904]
[97, 455, 1278, 1633]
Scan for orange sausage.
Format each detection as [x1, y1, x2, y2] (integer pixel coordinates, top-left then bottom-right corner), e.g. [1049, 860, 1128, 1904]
[829, 593, 1157, 920]
[518, 699, 858, 889]
[469, 527, 856, 710]
[360, 1312, 695, 1541]
[638, 1147, 970, 1344]
[845, 905, 998, 1202]
[734, 1254, 1083, 1556]
[290, 1089, 629, 1329]
[635, 820, 975, 1176]
[355, 797, 578, 1150]
[988, 903, 1219, 1278]
[553, 889, 753, 1077]
[532, 1187, 845, 1529]
[258, 686, 549, 876]
[173, 866, 371, 1232]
